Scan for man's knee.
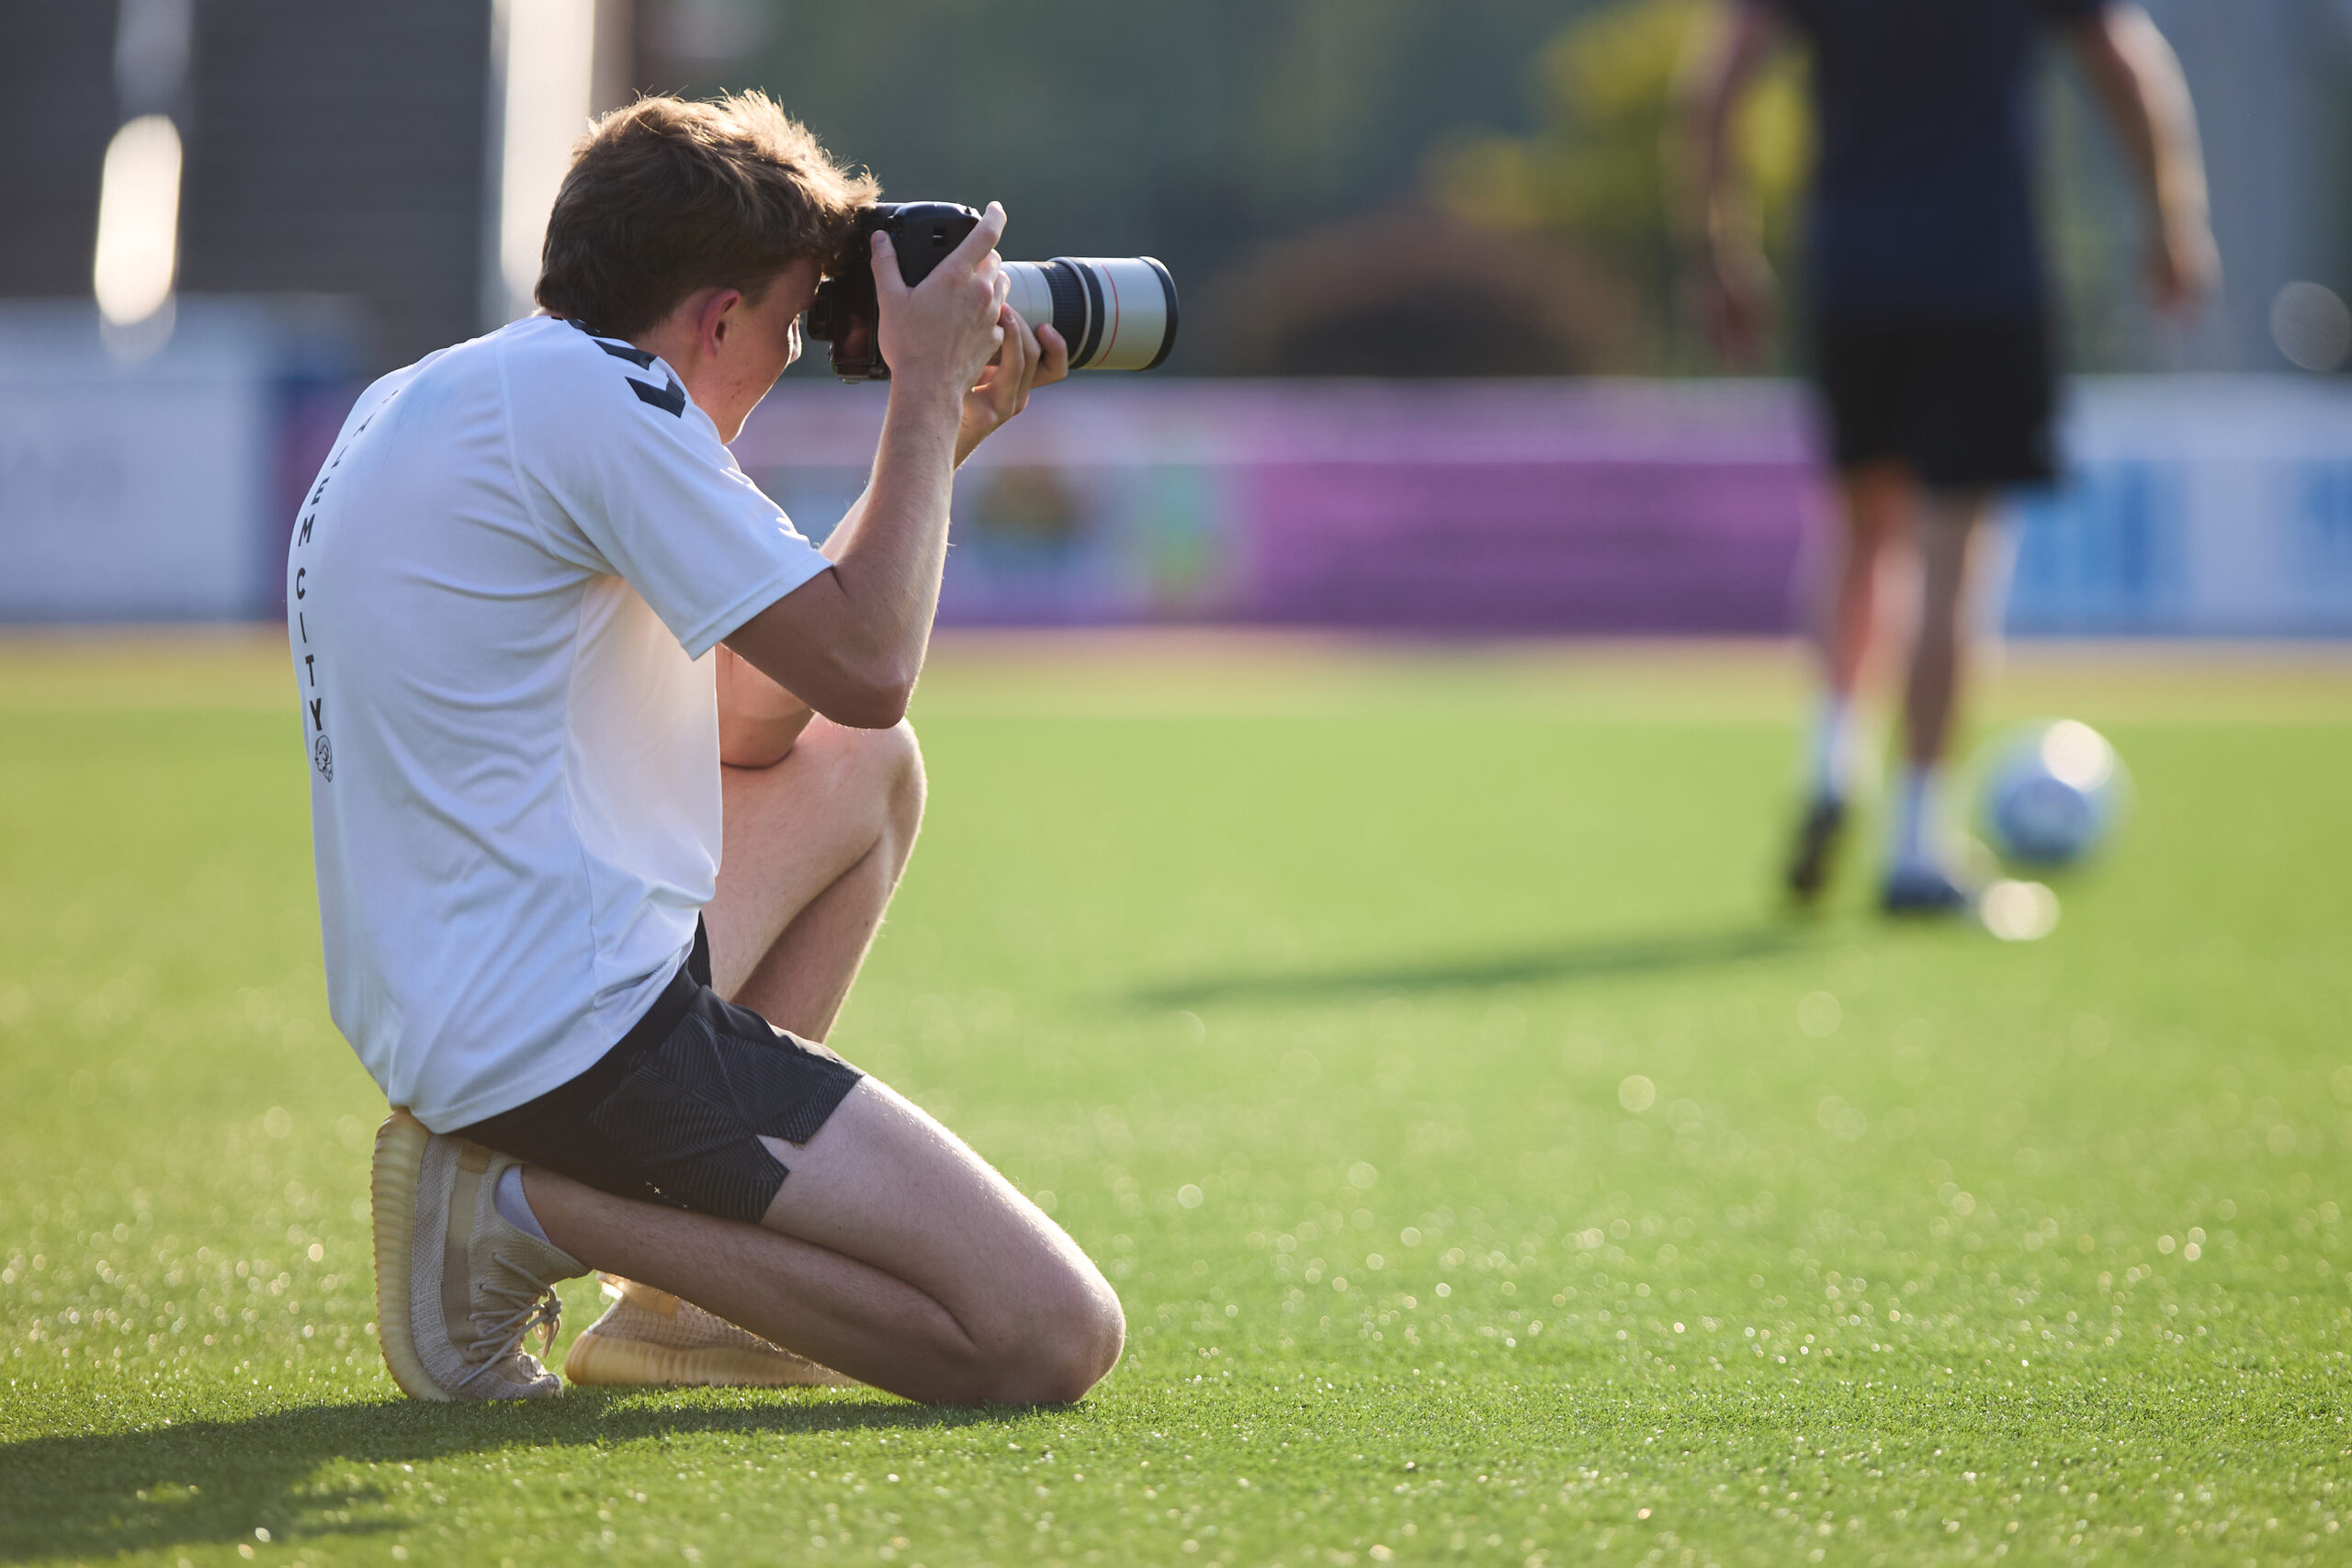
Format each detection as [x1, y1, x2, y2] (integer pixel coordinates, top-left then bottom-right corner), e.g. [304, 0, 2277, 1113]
[982, 1267, 1125, 1405]
[792, 718, 923, 857]
[878, 720, 924, 829]
[830, 717, 923, 830]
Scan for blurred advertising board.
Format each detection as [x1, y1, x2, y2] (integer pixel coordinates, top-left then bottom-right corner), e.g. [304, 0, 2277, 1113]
[738, 379, 1815, 633]
[5, 333, 2346, 636]
[0, 299, 356, 623]
[2010, 377, 2352, 636]
[741, 375, 2352, 637]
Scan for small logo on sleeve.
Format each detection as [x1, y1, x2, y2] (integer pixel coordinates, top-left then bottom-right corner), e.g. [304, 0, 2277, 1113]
[312, 733, 334, 782]
[627, 375, 687, 416]
[587, 332, 686, 417]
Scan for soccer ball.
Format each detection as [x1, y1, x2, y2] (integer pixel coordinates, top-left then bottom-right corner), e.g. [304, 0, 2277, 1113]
[1981, 720, 2128, 869]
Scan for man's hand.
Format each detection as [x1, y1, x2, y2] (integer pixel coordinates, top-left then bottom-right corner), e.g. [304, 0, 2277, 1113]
[2147, 216, 2220, 321]
[955, 310, 1070, 467]
[874, 202, 1011, 401]
[1672, 1, 1784, 369]
[1700, 243, 1777, 368]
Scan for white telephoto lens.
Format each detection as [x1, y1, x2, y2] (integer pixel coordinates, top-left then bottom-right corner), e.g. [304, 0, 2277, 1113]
[1001, 263, 1072, 346]
[1001, 257, 1178, 371]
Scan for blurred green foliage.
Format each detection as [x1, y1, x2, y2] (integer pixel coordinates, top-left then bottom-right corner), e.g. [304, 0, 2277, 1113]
[712, 0, 1618, 373]
[1425, 0, 1808, 368]
[727, 0, 1798, 374]
[689, 0, 2334, 376]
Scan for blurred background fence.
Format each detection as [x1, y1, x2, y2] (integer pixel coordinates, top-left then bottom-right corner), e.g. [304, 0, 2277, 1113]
[4, 0, 2350, 632]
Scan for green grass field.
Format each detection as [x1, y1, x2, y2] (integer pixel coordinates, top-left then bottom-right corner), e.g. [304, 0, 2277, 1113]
[3, 633, 2348, 1568]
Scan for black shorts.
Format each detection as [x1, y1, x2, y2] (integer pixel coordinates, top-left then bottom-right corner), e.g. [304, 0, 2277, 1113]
[1812, 313, 2057, 491]
[453, 919, 864, 1224]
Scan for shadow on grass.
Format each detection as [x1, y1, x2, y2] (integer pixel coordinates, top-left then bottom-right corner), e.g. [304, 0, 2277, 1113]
[1135, 922, 1813, 1010]
[0, 1390, 1021, 1562]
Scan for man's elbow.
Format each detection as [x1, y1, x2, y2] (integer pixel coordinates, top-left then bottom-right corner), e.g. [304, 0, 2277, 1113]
[2068, 6, 2145, 87]
[724, 638, 912, 729]
[812, 666, 916, 730]
[825, 691, 913, 730]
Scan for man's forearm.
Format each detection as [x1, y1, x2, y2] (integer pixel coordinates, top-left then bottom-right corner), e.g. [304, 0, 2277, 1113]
[825, 378, 963, 687]
[2075, 6, 2209, 243]
[1672, 2, 1776, 256]
[721, 377, 965, 730]
[724, 209, 1014, 728]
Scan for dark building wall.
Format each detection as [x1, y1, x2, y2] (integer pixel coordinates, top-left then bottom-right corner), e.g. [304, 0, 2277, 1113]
[178, 1, 494, 369]
[0, 4, 121, 296]
[0, 0, 495, 373]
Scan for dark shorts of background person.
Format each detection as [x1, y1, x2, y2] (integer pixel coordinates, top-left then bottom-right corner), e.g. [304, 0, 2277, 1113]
[454, 919, 864, 1224]
[1811, 312, 2058, 493]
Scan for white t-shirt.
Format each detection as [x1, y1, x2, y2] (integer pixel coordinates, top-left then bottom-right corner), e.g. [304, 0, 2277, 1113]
[288, 315, 831, 1130]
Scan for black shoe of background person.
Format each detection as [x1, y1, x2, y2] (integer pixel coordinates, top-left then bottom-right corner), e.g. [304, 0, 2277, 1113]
[1880, 863, 1975, 917]
[1784, 796, 1847, 905]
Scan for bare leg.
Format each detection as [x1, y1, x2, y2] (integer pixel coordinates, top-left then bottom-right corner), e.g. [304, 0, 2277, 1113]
[703, 716, 924, 1037]
[1903, 490, 1995, 768]
[1817, 462, 1914, 701]
[1875, 488, 1997, 898]
[525, 1077, 1123, 1404]
[545, 715, 1120, 1402]
[569, 717, 918, 1378]
[1786, 462, 1917, 897]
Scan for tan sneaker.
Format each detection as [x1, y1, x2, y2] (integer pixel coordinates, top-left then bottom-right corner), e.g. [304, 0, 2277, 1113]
[563, 1275, 854, 1389]
[370, 1110, 588, 1401]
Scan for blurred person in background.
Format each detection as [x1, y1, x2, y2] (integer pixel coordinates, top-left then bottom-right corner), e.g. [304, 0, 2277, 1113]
[291, 94, 1123, 1406]
[1679, 0, 2215, 912]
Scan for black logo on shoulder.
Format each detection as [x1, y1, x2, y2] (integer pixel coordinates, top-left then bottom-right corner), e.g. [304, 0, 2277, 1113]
[312, 734, 334, 782]
[583, 329, 685, 418]
[626, 375, 686, 417]
[590, 337, 657, 369]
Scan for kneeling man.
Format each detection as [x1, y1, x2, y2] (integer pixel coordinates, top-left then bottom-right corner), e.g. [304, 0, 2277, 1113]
[288, 93, 1121, 1404]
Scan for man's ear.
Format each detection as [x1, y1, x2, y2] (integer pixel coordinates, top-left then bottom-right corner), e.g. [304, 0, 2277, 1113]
[697, 288, 743, 355]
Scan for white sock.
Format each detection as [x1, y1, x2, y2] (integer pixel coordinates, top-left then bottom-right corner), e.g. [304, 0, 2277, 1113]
[1807, 694, 1859, 805]
[1889, 763, 1943, 873]
[493, 1163, 551, 1245]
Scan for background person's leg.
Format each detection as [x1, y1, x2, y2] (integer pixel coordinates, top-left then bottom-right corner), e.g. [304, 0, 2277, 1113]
[1902, 491, 1994, 771]
[1788, 461, 1916, 898]
[1816, 461, 1915, 746]
[524, 1077, 1124, 1405]
[1884, 490, 1996, 901]
[704, 716, 925, 1038]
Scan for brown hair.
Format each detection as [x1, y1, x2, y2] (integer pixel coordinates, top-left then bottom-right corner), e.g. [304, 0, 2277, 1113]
[536, 91, 878, 337]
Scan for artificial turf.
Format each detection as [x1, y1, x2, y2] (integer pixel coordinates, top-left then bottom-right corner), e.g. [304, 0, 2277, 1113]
[1, 633, 2347, 1568]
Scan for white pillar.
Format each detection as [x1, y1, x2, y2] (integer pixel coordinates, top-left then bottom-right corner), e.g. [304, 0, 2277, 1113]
[481, 0, 608, 331]
[95, 0, 194, 356]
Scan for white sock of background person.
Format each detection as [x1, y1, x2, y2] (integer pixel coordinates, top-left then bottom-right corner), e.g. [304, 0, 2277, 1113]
[1888, 763, 1944, 874]
[1807, 694, 1860, 807]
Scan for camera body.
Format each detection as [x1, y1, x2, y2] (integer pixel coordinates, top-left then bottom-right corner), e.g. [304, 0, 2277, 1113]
[803, 202, 1179, 381]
